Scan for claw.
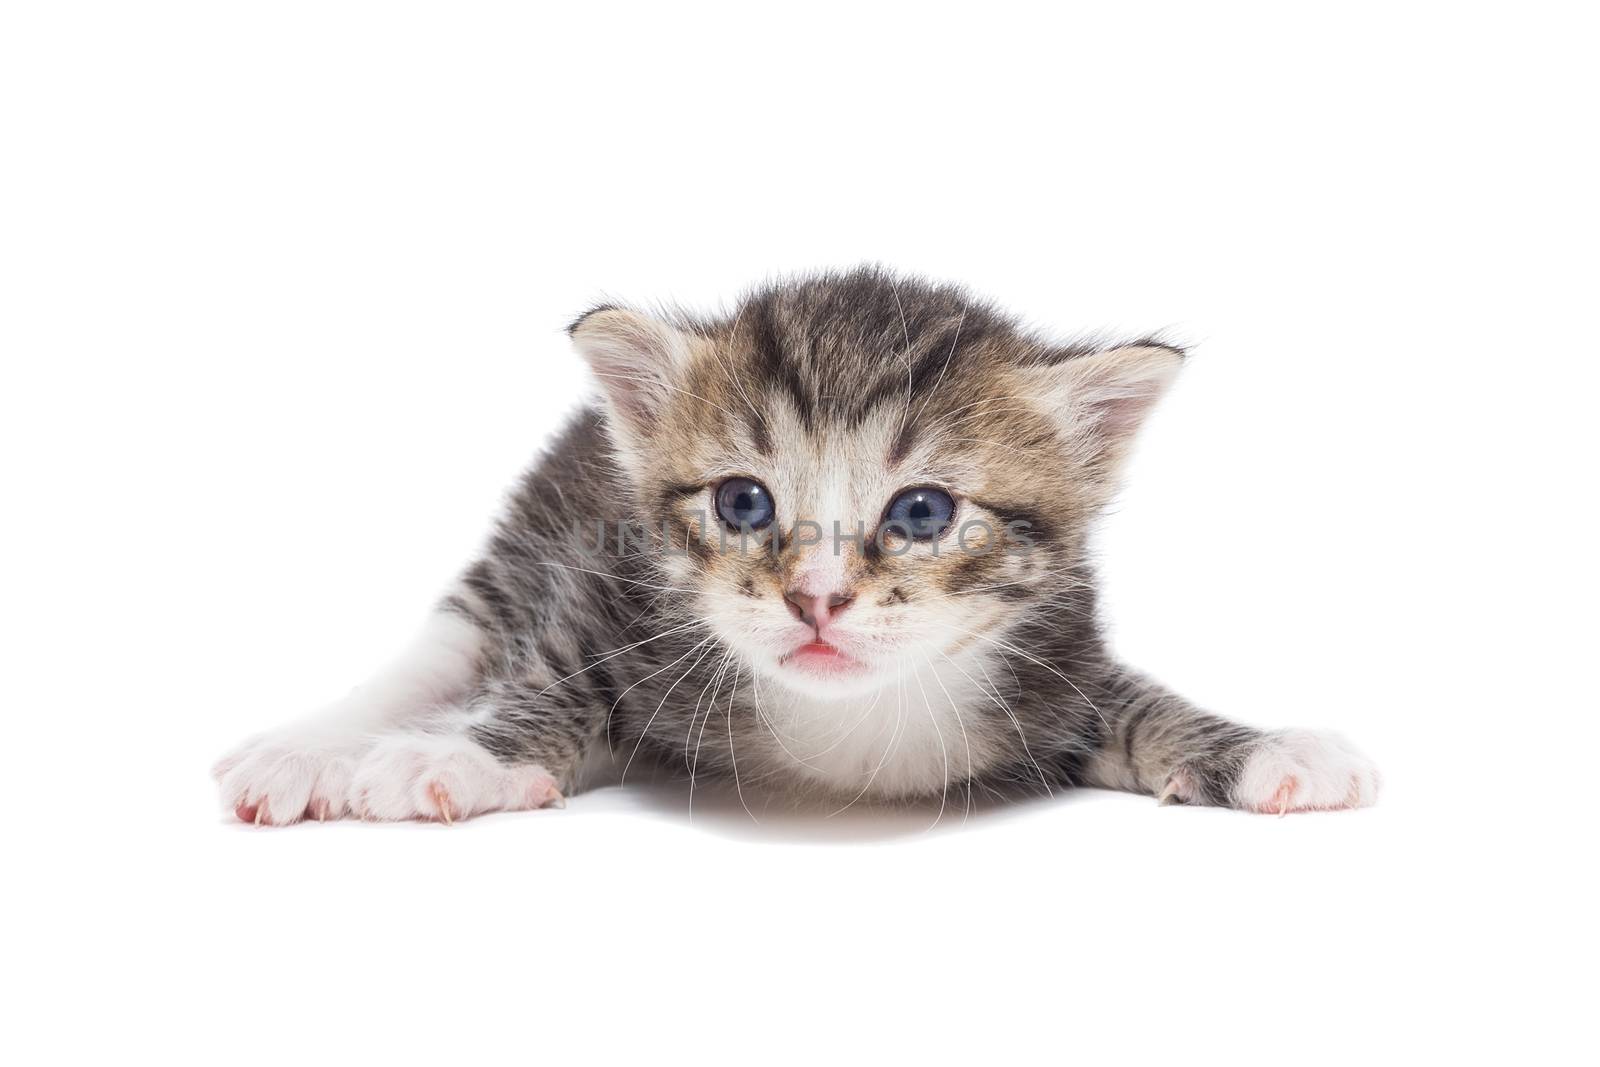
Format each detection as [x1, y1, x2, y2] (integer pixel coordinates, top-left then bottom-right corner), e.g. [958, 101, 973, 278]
[254, 802, 266, 826]
[1157, 769, 1190, 807]
[430, 782, 454, 825]
[537, 780, 566, 809]
[1274, 781, 1293, 818]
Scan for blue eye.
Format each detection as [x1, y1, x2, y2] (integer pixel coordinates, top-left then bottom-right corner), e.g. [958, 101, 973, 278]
[714, 477, 775, 531]
[884, 486, 955, 541]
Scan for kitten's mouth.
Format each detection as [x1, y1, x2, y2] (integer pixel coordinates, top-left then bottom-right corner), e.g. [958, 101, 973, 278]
[779, 638, 864, 675]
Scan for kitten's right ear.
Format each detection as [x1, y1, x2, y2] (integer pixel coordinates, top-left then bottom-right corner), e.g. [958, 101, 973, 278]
[569, 305, 694, 433]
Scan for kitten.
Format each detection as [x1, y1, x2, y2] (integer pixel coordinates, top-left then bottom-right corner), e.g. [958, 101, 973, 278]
[214, 268, 1379, 825]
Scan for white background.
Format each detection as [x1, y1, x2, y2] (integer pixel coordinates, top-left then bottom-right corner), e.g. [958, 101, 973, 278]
[3, 2, 1595, 1063]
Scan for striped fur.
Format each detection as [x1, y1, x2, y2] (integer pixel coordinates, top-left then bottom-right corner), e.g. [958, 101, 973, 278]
[214, 268, 1378, 824]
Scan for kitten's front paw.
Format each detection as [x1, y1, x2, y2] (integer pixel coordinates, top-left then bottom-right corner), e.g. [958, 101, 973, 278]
[1232, 729, 1379, 814]
[1161, 729, 1380, 815]
[213, 732, 365, 826]
[350, 735, 563, 823]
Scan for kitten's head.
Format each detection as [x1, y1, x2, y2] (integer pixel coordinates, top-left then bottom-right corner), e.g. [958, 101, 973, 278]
[573, 268, 1181, 698]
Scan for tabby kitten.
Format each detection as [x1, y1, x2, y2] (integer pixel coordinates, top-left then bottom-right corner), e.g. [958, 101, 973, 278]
[215, 269, 1378, 825]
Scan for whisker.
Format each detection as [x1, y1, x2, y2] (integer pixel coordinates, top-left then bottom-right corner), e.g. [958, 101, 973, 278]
[621, 639, 717, 785]
[826, 660, 907, 817]
[909, 306, 965, 428]
[922, 652, 976, 823]
[909, 661, 951, 830]
[949, 625, 1111, 729]
[954, 651, 1054, 797]
[890, 282, 917, 439]
[528, 559, 693, 596]
[604, 635, 714, 757]
[725, 662, 758, 824]
[706, 310, 766, 431]
[532, 620, 702, 698]
[689, 650, 736, 818]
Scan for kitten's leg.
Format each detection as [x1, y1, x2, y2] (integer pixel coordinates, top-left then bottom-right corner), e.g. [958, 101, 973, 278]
[340, 674, 601, 823]
[1078, 666, 1380, 813]
[213, 601, 487, 825]
[342, 715, 567, 824]
[335, 589, 630, 823]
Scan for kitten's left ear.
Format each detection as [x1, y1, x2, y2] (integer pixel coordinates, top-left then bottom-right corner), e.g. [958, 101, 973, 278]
[568, 305, 695, 437]
[1022, 342, 1185, 473]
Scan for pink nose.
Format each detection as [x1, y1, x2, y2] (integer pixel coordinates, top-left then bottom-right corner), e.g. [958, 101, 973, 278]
[784, 589, 855, 629]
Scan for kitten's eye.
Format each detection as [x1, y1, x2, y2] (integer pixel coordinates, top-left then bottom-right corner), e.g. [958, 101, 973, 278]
[714, 477, 775, 531]
[883, 487, 955, 541]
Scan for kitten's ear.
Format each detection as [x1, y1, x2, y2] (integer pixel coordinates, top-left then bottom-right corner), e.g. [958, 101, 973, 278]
[1024, 342, 1184, 472]
[569, 305, 695, 433]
